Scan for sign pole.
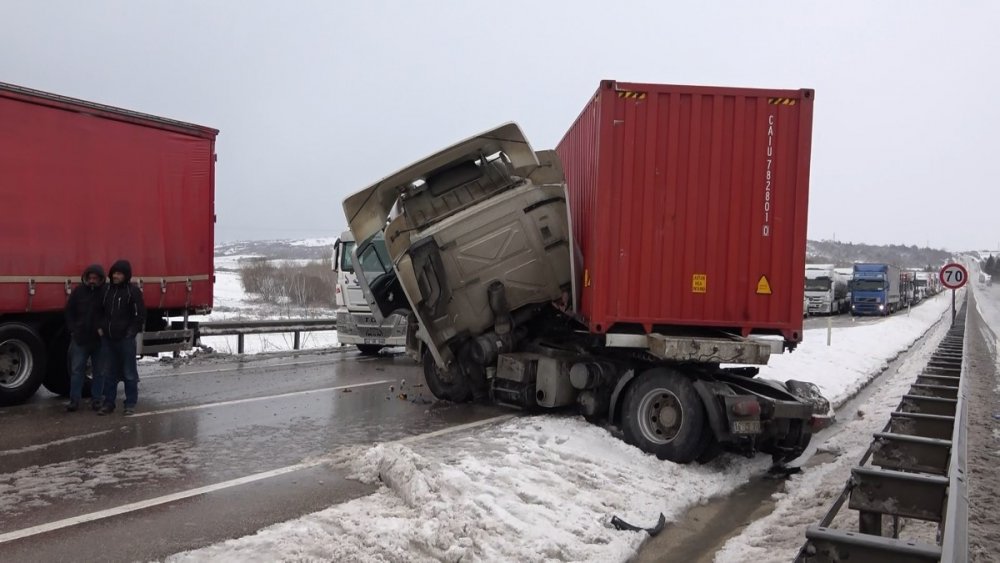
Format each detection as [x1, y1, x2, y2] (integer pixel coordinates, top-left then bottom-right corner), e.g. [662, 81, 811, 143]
[952, 288, 956, 325]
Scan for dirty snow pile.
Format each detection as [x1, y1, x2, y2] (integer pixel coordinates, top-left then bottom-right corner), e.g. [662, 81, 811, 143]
[757, 291, 953, 408]
[167, 417, 769, 562]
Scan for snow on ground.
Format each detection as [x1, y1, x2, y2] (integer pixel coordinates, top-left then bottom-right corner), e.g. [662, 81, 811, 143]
[167, 417, 770, 563]
[156, 256, 342, 357]
[714, 314, 953, 562]
[168, 295, 953, 562]
[756, 291, 954, 408]
[290, 237, 339, 248]
[0, 439, 194, 514]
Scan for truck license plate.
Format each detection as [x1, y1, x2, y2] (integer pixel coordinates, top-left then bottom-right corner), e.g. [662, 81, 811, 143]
[731, 420, 761, 434]
[363, 338, 385, 345]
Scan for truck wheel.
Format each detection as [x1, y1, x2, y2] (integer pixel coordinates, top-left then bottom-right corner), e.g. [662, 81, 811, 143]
[356, 344, 383, 356]
[621, 368, 708, 464]
[42, 329, 72, 397]
[421, 350, 472, 403]
[0, 323, 47, 406]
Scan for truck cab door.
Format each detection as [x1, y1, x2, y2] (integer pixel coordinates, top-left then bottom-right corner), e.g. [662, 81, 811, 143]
[353, 238, 409, 320]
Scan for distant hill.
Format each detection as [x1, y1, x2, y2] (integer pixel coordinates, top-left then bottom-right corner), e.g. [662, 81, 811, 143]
[216, 237, 958, 270]
[806, 240, 954, 269]
[215, 238, 336, 260]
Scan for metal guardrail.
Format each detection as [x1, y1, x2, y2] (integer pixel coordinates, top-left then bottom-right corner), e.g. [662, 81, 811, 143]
[797, 296, 970, 563]
[197, 318, 338, 354]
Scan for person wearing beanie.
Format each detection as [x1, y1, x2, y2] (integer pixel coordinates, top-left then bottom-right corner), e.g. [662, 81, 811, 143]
[97, 259, 146, 416]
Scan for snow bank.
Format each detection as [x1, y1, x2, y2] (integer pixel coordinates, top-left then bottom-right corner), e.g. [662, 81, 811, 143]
[758, 292, 953, 407]
[167, 417, 769, 562]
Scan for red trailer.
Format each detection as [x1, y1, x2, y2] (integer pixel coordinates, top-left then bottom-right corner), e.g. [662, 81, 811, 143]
[558, 80, 814, 347]
[0, 82, 218, 405]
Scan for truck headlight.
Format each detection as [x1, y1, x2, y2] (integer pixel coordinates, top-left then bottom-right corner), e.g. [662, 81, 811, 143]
[878, 304, 885, 311]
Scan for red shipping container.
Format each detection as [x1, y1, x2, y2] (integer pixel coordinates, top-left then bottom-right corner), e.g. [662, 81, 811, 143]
[0, 82, 218, 316]
[557, 80, 813, 345]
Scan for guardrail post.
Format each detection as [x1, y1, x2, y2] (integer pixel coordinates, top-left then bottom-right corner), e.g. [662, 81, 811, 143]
[294, 331, 301, 350]
[237, 333, 245, 354]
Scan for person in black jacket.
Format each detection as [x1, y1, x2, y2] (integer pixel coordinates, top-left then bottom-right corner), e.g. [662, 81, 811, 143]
[97, 259, 146, 416]
[64, 264, 107, 412]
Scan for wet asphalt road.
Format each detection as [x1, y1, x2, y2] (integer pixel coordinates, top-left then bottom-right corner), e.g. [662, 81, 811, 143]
[0, 348, 506, 562]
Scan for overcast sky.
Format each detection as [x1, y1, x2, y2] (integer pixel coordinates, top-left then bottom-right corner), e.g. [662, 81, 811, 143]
[3, 1, 998, 250]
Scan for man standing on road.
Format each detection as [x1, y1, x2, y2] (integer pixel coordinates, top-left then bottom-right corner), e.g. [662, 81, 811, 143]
[98, 259, 146, 416]
[64, 264, 106, 412]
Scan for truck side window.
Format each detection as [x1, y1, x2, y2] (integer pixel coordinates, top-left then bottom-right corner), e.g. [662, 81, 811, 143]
[340, 242, 356, 273]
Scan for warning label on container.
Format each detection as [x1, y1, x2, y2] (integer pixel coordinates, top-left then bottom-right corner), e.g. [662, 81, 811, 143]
[692, 274, 707, 294]
[756, 275, 772, 295]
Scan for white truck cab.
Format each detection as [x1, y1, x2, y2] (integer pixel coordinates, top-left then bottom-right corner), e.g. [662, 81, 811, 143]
[332, 231, 406, 355]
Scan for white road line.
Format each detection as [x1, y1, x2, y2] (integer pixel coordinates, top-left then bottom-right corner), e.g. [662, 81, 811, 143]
[141, 355, 355, 380]
[393, 414, 516, 444]
[0, 430, 114, 457]
[0, 413, 515, 544]
[131, 380, 394, 418]
[0, 459, 326, 545]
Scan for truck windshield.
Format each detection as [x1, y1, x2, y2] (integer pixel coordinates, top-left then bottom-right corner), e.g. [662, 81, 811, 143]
[340, 241, 356, 273]
[854, 279, 885, 291]
[357, 239, 393, 279]
[804, 278, 832, 291]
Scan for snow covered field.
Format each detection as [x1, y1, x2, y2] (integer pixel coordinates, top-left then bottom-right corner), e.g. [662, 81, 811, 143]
[173, 253, 342, 356]
[167, 295, 953, 562]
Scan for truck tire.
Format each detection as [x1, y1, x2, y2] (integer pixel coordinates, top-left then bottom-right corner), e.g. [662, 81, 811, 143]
[421, 350, 472, 403]
[621, 368, 708, 464]
[45, 340, 96, 399]
[42, 328, 72, 397]
[0, 323, 47, 406]
[356, 344, 383, 356]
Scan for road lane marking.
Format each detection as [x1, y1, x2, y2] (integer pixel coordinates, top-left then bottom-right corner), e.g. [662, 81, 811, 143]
[393, 414, 516, 444]
[131, 380, 395, 418]
[0, 459, 327, 544]
[141, 352, 403, 380]
[0, 430, 115, 457]
[0, 413, 515, 544]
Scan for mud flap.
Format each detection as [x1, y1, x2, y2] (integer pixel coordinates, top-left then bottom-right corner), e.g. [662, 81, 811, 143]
[611, 513, 667, 537]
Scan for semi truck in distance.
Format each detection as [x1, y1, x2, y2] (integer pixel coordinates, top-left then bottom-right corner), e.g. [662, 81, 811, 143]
[804, 264, 850, 315]
[851, 263, 902, 316]
[332, 232, 407, 355]
[343, 81, 830, 464]
[0, 82, 217, 406]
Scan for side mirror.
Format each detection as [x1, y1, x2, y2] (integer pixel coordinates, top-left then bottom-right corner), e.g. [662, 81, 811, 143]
[332, 238, 341, 271]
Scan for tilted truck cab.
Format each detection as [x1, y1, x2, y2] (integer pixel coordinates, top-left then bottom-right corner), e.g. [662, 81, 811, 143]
[344, 81, 830, 466]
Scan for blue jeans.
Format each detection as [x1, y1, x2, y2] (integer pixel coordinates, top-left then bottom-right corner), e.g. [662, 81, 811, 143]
[102, 337, 139, 409]
[69, 340, 104, 404]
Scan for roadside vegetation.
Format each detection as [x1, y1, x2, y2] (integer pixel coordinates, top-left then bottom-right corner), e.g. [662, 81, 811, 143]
[239, 258, 337, 308]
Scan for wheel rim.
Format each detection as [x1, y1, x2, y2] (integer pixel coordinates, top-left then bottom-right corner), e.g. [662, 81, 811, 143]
[637, 387, 684, 444]
[0, 339, 33, 390]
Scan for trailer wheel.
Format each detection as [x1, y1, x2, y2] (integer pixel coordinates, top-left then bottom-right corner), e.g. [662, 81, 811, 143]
[621, 368, 708, 464]
[42, 328, 72, 397]
[421, 350, 472, 403]
[0, 323, 47, 406]
[356, 345, 383, 356]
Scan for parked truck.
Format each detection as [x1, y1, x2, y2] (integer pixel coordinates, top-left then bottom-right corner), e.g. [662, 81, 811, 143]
[835, 267, 854, 303]
[804, 264, 850, 315]
[0, 82, 217, 406]
[850, 263, 901, 316]
[332, 231, 407, 355]
[343, 81, 829, 464]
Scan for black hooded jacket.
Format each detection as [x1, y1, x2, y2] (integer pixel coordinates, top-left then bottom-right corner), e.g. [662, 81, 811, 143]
[65, 264, 107, 349]
[100, 260, 147, 341]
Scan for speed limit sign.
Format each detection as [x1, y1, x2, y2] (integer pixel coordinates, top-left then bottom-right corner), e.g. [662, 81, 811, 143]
[940, 263, 968, 290]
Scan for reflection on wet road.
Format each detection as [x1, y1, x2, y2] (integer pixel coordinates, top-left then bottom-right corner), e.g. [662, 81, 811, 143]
[0, 349, 506, 561]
